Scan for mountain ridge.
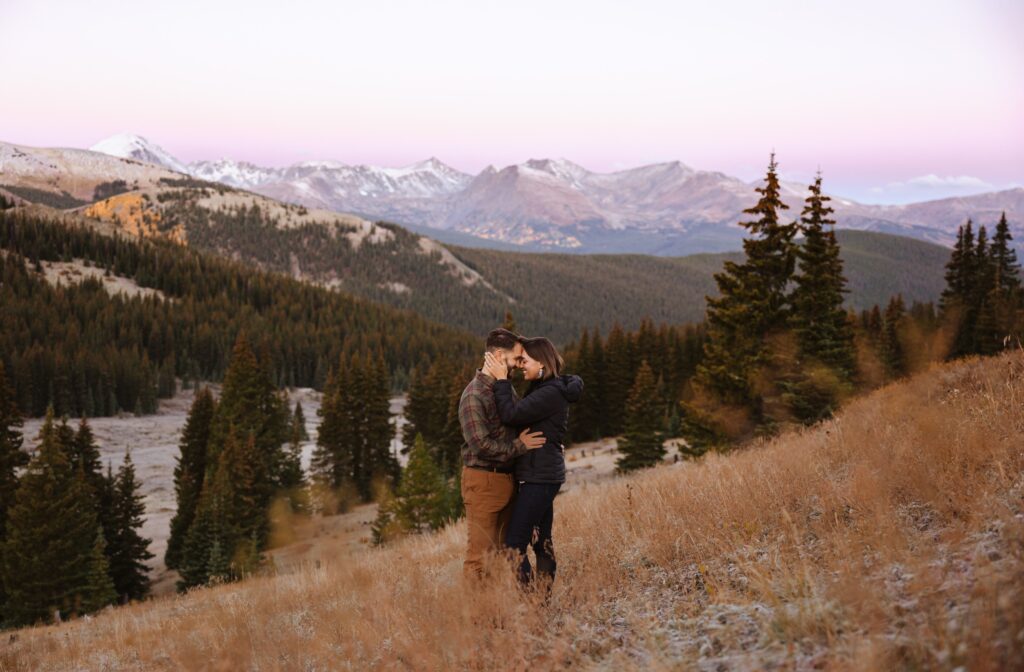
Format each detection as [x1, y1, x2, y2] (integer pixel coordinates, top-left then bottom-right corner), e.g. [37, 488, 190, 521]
[74, 133, 1022, 255]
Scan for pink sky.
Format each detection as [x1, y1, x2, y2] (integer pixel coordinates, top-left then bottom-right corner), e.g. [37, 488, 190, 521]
[1, 0, 1021, 203]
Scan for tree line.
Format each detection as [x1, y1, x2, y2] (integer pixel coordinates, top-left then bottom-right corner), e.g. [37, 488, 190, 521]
[0, 209, 478, 418]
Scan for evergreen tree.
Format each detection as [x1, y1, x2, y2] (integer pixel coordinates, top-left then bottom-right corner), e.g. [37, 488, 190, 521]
[108, 451, 153, 602]
[616, 362, 665, 472]
[70, 418, 113, 530]
[881, 295, 907, 378]
[0, 362, 28, 539]
[81, 526, 117, 613]
[603, 323, 633, 435]
[372, 434, 448, 544]
[783, 174, 856, 423]
[177, 427, 261, 588]
[204, 334, 289, 548]
[290, 401, 310, 442]
[940, 221, 979, 357]
[685, 154, 799, 442]
[311, 363, 353, 510]
[278, 400, 309, 512]
[789, 174, 856, 378]
[313, 354, 396, 504]
[1, 410, 106, 625]
[358, 355, 398, 499]
[166, 387, 215, 569]
[177, 455, 232, 590]
[207, 333, 289, 491]
[991, 212, 1020, 294]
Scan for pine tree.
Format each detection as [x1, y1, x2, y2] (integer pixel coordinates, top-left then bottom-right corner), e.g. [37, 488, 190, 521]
[1, 410, 106, 625]
[177, 456, 232, 590]
[0, 362, 28, 539]
[568, 329, 602, 442]
[991, 212, 1020, 294]
[70, 417, 111, 513]
[204, 334, 289, 548]
[941, 221, 979, 357]
[291, 401, 310, 442]
[685, 154, 799, 442]
[166, 387, 215, 570]
[359, 355, 398, 500]
[207, 333, 288, 497]
[881, 295, 907, 378]
[278, 400, 309, 512]
[311, 359, 354, 510]
[177, 426, 262, 589]
[108, 451, 153, 602]
[372, 434, 448, 544]
[784, 174, 856, 423]
[603, 323, 633, 435]
[616, 362, 665, 472]
[789, 174, 856, 377]
[974, 213, 1023, 353]
[81, 526, 117, 613]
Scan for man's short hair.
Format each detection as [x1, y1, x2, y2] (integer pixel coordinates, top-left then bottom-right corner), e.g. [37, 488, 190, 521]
[485, 328, 521, 352]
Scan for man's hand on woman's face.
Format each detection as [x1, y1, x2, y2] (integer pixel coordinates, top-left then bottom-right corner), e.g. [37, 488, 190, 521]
[483, 351, 508, 380]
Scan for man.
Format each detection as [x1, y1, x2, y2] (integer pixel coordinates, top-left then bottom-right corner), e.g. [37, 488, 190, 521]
[459, 328, 544, 581]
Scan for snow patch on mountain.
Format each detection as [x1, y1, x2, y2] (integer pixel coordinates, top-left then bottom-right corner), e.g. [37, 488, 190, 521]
[90, 133, 189, 174]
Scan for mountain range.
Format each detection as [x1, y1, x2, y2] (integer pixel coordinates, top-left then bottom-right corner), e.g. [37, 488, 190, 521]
[0, 136, 955, 342]
[76, 133, 1023, 255]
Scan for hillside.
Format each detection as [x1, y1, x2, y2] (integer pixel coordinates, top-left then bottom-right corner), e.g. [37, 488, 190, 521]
[0, 209, 478, 417]
[450, 229, 949, 339]
[62, 186, 951, 343]
[4, 351, 1021, 670]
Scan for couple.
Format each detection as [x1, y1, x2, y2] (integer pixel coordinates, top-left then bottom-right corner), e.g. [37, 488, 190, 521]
[458, 328, 584, 588]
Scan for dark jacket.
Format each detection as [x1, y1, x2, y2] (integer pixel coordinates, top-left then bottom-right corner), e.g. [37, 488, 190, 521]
[493, 374, 583, 484]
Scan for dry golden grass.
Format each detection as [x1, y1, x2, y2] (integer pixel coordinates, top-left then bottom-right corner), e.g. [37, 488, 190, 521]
[4, 352, 1023, 671]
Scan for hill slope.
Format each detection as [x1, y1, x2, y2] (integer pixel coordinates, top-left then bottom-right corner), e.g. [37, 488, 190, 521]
[5, 352, 1022, 670]
[70, 187, 952, 342]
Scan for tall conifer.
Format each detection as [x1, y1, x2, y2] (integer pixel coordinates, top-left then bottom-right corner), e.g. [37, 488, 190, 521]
[685, 154, 799, 441]
[616, 362, 665, 472]
[108, 451, 153, 602]
[166, 387, 215, 569]
[0, 362, 27, 539]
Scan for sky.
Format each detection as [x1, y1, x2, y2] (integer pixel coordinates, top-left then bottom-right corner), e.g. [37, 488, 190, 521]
[1, 0, 1022, 203]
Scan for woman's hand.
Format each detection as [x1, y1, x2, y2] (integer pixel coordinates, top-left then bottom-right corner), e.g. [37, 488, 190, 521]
[483, 351, 508, 380]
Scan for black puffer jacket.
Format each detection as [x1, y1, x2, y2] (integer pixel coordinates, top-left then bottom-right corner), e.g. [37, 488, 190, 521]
[493, 374, 584, 484]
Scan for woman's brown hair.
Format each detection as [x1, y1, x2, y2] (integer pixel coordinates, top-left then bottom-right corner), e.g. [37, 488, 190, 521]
[521, 337, 563, 380]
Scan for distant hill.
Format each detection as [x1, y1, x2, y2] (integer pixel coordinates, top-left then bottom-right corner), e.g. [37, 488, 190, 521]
[65, 183, 949, 343]
[449, 229, 949, 341]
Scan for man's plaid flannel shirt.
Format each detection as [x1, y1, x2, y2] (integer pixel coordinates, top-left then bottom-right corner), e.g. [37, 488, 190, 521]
[459, 370, 526, 469]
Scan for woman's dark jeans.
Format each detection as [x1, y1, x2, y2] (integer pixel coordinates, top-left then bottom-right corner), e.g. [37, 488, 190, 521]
[505, 482, 561, 586]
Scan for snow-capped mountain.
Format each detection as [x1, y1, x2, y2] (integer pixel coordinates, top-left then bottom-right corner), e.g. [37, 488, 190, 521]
[0, 139, 187, 201]
[89, 133, 190, 175]
[30, 133, 1024, 255]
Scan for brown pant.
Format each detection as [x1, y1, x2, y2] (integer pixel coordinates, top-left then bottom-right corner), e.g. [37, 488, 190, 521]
[461, 466, 515, 580]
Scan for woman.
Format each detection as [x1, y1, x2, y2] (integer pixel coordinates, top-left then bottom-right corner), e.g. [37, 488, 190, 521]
[483, 336, 583, 588]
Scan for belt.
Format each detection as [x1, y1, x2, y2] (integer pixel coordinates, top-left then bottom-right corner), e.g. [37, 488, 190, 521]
[466, 464, 514, 474]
